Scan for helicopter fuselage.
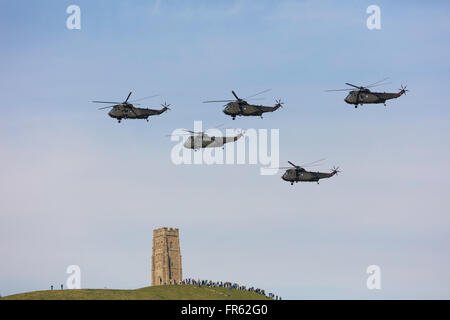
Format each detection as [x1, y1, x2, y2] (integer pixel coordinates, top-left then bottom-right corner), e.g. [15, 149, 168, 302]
[108, 104, 168, 121]
[183, 134, 243, 150]
[282, 168, 335, 184]
[344, 89, 405, 106]
[223, 101, 281, 119]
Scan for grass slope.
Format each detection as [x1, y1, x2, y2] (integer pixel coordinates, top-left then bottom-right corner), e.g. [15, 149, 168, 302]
[1, 285, 270, 300]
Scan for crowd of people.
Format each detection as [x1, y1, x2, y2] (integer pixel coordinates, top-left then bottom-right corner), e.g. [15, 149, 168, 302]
[180, 278, 282, 300]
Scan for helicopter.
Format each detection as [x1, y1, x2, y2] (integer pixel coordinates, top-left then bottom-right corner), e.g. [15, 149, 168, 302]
[171, 128, 245, 151]
[275, 159, 340, 185]
[92, 92, 171, 123]
[203, 89, 283, 120]
[326, 78, 408, 108]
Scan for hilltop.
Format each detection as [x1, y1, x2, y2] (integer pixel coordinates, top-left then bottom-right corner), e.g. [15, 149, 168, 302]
[1, 285, 271, 300]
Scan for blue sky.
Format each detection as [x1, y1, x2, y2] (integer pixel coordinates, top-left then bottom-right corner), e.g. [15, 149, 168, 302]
[1, 0, 450, 299]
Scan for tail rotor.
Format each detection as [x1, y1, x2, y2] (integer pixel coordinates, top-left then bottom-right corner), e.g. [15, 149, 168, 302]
[275, 99, 284, 108]
[161, 101, 171, 112]
[236, 128, 246, 137]
[331, 166, 341, 176]
[399, 85, 409, 95]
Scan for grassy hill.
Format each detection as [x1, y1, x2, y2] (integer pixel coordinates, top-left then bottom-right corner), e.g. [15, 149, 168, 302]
[1, 285, 271, 300]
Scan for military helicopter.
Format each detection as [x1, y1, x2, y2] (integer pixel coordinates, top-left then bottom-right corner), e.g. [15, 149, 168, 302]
[326, 78, 408, 108]
[275, 159, 340, 185]
[203, 89, 283, 120]
[92, 92, 171, 123]
[171, 128, 245, 151]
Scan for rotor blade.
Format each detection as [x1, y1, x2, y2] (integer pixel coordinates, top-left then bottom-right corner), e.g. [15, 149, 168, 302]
[98, 105, 116, 110]
[203, 100, 235, 103]
[232, 90, 240, 100]
[92, 101, 122, 104]
[324, 89, 353, 92]
[183, 129, 204, 135]
[129, 94, 159, 103]
[365, 77, 389, 88]
[366, 81, 392, 89]
[124, 92, 132, 103]
[345, 83, 362, 89]
[301, 158, 326, 167]
[245, 89, 271, 99]
[270, 164, 321, 170]
[287, 161, 297, 167]
[165, 133, 193, 137]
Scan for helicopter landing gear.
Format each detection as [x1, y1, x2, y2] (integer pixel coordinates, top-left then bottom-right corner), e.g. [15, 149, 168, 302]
[384, 103, 387, 107]
[232, 117, 236, 120]
[260, 115, 264, 119]
[290, 182, 294, 185]
[354, 105, 358, 108]
[118, 119, 122, 123]
[146, 118, 149, 122]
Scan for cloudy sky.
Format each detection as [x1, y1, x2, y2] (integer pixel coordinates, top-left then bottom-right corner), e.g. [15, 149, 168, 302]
[1, 0, 449, 299]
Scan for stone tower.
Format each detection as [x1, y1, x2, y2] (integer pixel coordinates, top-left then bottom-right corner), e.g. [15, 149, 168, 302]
[152, 227, 182, 286]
